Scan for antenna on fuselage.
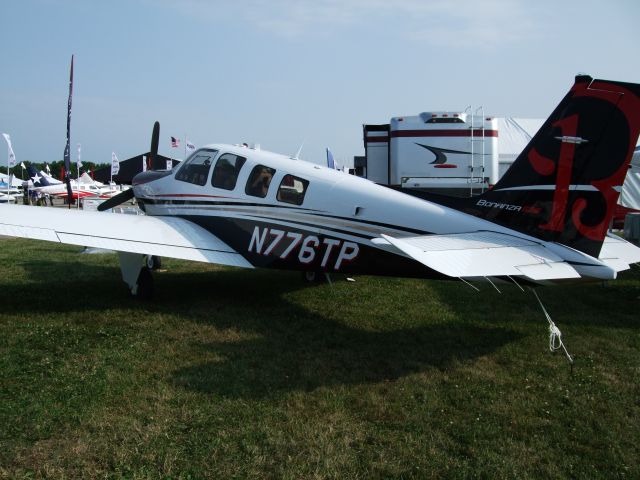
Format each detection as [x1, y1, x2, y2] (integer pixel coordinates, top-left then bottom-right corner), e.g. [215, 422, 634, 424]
[291, 139, 306, 160]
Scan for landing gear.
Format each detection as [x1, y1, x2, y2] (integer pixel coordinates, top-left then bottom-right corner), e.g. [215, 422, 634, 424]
[118, 252, 156, 299]
[302, 270, 334, 284]
[146, 255, 162, 270]
[302, 270, 323, 283]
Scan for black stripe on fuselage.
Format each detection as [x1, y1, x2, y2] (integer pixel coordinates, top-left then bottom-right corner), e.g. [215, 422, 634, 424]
[304, 211, 429, 235]
[149, 207, 380, 241]
[139, 198, 431, 237]
[140, 198, 320, 212]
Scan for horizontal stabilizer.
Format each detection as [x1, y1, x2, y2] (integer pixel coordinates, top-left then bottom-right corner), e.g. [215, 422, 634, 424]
[598, 234, 640, 272]
[380, 231, 580, 281]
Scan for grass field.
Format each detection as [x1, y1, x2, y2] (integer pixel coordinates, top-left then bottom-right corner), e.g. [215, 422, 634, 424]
[0, 237, 638, 479]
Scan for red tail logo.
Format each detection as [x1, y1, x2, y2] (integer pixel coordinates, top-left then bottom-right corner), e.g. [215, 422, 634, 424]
[528, 115, 581, 235]
[526, 81, 640, 242]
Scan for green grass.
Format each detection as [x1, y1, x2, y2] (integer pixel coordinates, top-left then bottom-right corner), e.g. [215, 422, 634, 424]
[0, 237, 638, 479]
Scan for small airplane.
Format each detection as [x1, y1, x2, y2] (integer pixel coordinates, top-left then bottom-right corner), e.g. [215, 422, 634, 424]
[1, 75, 640, 302]
[0, 181, 20, 195]
[38, 168, 63, 185]
[0, 194, 17, 204]
[0, 179, 20, 203]
[26, 165, 116, 200]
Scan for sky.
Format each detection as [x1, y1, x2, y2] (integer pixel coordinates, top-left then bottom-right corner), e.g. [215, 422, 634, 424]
[1, 0, 639, 168]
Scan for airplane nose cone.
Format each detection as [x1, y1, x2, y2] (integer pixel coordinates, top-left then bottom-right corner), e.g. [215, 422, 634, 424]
[132, 170, 172, 186]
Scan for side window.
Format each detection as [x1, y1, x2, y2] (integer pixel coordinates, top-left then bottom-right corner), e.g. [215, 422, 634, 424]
[211, 153, 246, 191]
[277, 174, 309, 206]
[245, 165, 276, 198]
[175, 150, 217, 186]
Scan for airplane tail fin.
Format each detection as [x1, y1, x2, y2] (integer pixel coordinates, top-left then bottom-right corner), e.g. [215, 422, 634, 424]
[26, 165, 53, 187]
[443, 75, 640, 258]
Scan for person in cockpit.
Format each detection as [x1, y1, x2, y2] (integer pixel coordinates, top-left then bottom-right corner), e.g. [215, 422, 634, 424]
[250, 167, 273, 197]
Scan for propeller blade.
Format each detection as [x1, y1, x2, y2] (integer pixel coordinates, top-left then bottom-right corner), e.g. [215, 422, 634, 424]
[97, 188, 134, 212]
[149, 121, 159, 170]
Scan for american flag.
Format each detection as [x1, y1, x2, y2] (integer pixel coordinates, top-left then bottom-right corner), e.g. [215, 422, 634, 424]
[171, 136, 180, 148]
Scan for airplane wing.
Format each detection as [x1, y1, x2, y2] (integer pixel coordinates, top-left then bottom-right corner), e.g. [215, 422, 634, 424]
[376, 231, 580, 281]
[0, 204, 252, 268]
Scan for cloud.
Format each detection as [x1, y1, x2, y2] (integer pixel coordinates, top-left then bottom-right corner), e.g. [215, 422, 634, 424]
[157, 0, 539, 46]
[401, 0, 540, 47]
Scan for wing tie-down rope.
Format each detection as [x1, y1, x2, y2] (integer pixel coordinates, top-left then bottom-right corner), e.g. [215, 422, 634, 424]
[531, 288, 574, 366]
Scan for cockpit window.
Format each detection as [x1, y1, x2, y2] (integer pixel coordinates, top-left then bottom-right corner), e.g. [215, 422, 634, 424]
[175, 149, 217, 186]
[245, 165, 276, 198]
[211, 153, 246, 191]
[276, 174, 309, 205]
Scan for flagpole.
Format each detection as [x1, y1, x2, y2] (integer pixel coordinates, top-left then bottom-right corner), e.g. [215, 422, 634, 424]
[5, 139, 9, 199]
[77, 143, 81, 209]
[76, 147, 79, 209]
[6, 146, 9, 199]
[2, 134, 16, 202]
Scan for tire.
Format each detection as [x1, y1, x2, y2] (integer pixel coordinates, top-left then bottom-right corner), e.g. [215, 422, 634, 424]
[302, 270, 324, 283]
[145, 255, 162, 270]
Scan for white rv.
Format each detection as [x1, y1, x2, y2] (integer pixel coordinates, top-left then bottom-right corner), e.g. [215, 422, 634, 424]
[361, 112, 544, 197]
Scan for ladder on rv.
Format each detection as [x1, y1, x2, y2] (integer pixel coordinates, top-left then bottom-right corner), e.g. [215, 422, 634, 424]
[467, 107, 486, 197]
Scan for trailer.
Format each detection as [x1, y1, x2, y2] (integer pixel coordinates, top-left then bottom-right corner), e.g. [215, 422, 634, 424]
[361, 112, 543, 197]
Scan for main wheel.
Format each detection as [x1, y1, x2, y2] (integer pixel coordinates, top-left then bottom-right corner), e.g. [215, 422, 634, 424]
[145, 255, 162, 270]
[302, 270, 326, 283]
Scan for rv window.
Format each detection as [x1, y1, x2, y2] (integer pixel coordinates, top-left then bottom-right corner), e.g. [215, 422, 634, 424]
[175, 149, 217, 186]
[276, 174, 309, 206]
[425, 117, 464, 124]
[245, 165, 276, 198]
[211, 153, 246, 190]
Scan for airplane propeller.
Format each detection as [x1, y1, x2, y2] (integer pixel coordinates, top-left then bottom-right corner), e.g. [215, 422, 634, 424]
[98, 121, 160, 212]
[96, 182, 135, 211]
[149, 120, 159, 168]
